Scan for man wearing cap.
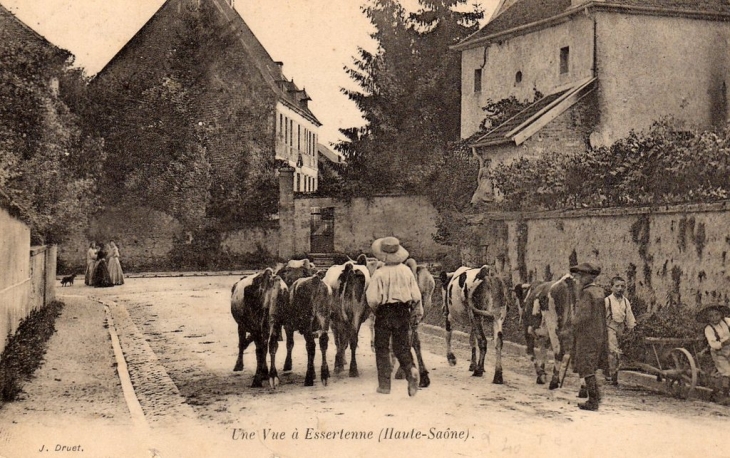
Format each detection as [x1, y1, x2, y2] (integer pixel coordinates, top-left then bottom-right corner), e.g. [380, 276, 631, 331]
[697, 304, 730, 399]
[570, 262, 608, 411]
[366, 237, 421, 396]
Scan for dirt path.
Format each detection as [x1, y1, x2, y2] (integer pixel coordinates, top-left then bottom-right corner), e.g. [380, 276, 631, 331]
[1, 276, 728, 458]
[99, 277, 730, 457]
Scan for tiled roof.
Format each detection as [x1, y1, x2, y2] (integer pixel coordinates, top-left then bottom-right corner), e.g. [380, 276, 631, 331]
[212, 0, 321, 126]
[459, 0, 730, 47]
[317, 143, 343, 164]
[469, 77, 596, 147]
[470, 89, 570, 147]
[463, 0, 571, 44]
[0, 4, 70, 60]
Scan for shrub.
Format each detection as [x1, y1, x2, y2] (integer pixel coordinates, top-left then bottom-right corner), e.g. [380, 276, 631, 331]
[490, 120, 730, 212]
[0, 300, 64, 402]
[619, 303, 702, 363]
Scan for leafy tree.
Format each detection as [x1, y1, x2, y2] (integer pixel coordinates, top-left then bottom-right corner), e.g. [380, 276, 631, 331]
[0, 24, 99, 243]
[335, 0, 483, 195]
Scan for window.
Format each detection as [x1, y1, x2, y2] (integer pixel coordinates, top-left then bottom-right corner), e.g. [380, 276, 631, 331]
[289, 119, 293, 146]
[560, 47, 570, 75]
[279, 114, 283, 138]
[515, 71, 522, 84]
[298, 125, 301, 151]
[284, 116, 288, 142]
[296, 173, 301, 192]
[474, 68, 482, 92]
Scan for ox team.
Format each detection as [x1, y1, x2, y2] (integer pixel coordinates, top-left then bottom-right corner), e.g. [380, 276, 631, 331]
[230, 237, 615, 410]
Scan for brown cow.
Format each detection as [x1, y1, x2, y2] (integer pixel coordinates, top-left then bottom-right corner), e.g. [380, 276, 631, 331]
[231, 268, 288, 388]
[275, 258, 319, 373]
[284, 275, 333, 386]
[513, 273, 578, 389]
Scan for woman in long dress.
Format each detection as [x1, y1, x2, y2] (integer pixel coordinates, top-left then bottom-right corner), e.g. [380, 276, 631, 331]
[107, 241, 125, 285]
[84, 242, 97, 286]
[91, 243, 113, 287]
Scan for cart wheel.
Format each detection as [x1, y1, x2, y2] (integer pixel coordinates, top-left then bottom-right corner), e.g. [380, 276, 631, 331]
[665, 348, 698, 399]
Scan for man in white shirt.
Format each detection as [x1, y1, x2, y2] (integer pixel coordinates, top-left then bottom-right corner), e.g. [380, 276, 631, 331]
[605, 276, 636, 385]
[365, 237, 421, 396]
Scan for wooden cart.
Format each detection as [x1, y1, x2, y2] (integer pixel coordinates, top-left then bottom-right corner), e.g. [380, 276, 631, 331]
[622, 336, 710, 399]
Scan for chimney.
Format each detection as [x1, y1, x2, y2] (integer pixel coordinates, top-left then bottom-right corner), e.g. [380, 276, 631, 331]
[274, 61, 284, 78]
[278, 166, 296, 259]
[298, 88, 312, 109]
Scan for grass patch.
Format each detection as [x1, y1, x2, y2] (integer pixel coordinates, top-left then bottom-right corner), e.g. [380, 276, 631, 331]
[0, 300, 64, 402]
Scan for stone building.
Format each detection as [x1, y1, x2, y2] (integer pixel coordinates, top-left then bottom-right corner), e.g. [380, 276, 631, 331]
[453, 0, 730, 203]
[94, 0, 322, 194]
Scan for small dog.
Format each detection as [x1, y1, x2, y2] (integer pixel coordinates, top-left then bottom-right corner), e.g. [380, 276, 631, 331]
[60, 274, 76, 287]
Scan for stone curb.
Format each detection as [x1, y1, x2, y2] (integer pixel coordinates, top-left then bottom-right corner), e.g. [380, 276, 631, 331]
[94, 296, 199, 427]
[58, 270, 255, 281]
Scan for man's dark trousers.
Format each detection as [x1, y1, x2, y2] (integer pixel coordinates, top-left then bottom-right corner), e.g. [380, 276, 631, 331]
[374, 303, 415, 391]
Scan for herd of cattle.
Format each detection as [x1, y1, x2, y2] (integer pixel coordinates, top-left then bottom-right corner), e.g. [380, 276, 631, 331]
[230, 255, 587, 393]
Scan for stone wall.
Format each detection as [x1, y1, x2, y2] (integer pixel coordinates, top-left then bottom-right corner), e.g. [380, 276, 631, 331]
[0, 207, 31, 354]
[287, 194, 453, 262]
[0, 207, 56, 355]
[221, 225, 280, 256]
[57, 206, 184, 272]
[474, 201, 730, 314]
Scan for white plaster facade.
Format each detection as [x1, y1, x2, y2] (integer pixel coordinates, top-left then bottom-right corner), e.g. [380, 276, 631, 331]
[458, 3, 730, 146]
[275, 101, 320, 193]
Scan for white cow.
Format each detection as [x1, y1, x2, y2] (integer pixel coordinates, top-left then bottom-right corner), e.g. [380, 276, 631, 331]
[322, 255, 371, 377]
[441, 265, 509, 384]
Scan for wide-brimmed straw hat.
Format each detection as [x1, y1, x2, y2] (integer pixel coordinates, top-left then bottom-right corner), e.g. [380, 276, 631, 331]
[371, 237, 409, 265]
[569, 262, 602, 276]
[695, 304, 730, 323]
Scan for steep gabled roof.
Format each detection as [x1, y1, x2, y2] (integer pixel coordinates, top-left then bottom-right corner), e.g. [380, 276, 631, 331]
[455, 0, 730, 50]
[0, 3, 72, 62]
[95, 0, 320, 126]
[210, 0, 321, 126]
[474, 0, 571, 42]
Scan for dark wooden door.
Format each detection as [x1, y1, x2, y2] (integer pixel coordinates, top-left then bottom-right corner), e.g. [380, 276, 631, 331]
[310, 207, 334, 253]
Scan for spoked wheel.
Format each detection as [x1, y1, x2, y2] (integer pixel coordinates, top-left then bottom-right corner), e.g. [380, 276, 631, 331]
[664, 348, 698, 399]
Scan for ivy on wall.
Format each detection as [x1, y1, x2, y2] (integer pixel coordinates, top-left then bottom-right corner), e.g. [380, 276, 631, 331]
[490, 120, 730, 211]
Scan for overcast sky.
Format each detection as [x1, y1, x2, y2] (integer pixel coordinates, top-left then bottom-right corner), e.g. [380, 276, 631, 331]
[1, 0, 497, 146]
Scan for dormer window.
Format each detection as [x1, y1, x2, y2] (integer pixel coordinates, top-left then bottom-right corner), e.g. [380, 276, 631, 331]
[560, 47, 570, 75]
[474, 69, 482, 92]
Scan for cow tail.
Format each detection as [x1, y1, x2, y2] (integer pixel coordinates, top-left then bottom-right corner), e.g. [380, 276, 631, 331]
[469, 303, 493, 317]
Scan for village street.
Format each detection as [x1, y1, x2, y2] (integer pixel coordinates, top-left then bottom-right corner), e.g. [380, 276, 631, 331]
[0, 275, 728, 458]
